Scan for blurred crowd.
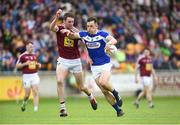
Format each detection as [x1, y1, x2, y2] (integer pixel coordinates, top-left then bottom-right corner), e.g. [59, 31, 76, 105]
[0, 0, 180, 73]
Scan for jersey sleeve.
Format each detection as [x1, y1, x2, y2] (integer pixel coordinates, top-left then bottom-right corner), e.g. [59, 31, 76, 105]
[100, 31, 109, 38]
[78, 31, 87, 38]
[16, 55, 23, 65]
[136, 56, 143, 68]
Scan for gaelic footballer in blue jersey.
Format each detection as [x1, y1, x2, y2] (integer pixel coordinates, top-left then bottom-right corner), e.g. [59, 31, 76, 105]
[66, 17, 124, 117]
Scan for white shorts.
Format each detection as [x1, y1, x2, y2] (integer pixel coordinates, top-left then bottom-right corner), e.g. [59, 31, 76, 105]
[57, 57, 82, 73]
[22, 73, 40, 88]
[140, 76, 153, 88]
[91, 63, 112, 79]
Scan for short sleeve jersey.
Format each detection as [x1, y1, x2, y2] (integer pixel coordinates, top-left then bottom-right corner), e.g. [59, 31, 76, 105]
[17, 52, 38, 74]
[137, 56, 153, 76]
[56, 25, 80, 59]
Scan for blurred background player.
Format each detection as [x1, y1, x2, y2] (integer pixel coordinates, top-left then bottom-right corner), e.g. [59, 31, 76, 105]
[66, 17, 124, 117]
[134, 48, 158, 108]
[16, 41, 41, 112]
[50, 9, 97, 117]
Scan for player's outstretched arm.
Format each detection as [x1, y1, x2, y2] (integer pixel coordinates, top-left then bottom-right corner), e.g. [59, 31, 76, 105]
[50, 9, 62, 32]
[106, 35, 117, 45]
[105, 35, 117, 51]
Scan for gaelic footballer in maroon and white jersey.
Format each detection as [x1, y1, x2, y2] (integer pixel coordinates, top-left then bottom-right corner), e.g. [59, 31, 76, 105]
[134, 48, 157, 109]
[56, 24, 80, 59]
[16, 42, 41, 112]
[16, 52, 39, 74]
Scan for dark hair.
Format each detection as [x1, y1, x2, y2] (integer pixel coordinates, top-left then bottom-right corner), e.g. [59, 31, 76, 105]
[144, 47, 153, 56]
[63, 13, 75, 20]
[25, 41, 33, 46]
[87, 17, 98, 23]
[144, 47, 150, 52]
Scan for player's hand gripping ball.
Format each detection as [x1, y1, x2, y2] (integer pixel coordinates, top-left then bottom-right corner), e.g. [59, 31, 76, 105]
[105, 45, 117, 56]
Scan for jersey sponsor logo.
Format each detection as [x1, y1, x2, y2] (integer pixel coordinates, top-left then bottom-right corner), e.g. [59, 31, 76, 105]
[86, 42, 100, 49]
[64, 37, 74, 47]
[145, 63, 152, 71]
[83, 35, 105, 42]
[28, 61, 36, 69]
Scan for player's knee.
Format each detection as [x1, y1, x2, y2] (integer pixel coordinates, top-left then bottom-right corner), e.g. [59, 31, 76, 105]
[57, 81, 64, 87]
[101, 89, 108, 95]
[98, 79, 106, 86]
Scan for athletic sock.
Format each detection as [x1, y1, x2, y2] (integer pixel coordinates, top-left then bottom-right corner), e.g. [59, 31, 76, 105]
[88, 93, 94, 100]
[34, 106, 38, 112]
[149, 102, 154, 107]
[112, 103, 121, 112]
[112, 89, 121, 100]
[22, 100, 28, 105]
[135, 99, 139, 104]
[60, 101, 66, 110]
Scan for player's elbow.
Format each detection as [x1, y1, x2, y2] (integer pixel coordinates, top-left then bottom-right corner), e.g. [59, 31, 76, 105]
[49, 25, 54, 31]
[49, 24, 55, 32]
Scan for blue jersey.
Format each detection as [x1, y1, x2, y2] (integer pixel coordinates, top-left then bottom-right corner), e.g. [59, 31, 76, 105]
[78, 30, 110, 66]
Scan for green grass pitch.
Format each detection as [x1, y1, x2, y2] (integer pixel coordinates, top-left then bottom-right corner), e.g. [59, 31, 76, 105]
[0, 96, 180, 124]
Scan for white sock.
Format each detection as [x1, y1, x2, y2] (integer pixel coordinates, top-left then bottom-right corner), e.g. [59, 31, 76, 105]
[88, 93, 94, 100]
[149, 102, 154, 107]
[22, 100, 27, 105]
[34, 106, 38, 112]
[135, 100, 139, 104]
[60, 102, 66, 110]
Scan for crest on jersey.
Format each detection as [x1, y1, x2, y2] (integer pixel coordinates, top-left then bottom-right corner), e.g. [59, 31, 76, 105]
[86, 42, 100, 49]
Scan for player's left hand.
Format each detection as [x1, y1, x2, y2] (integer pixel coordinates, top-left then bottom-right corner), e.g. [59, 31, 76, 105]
[37, 63, 41, 69]
[105, 43, 111, 51]
[154, 76, 158, 84]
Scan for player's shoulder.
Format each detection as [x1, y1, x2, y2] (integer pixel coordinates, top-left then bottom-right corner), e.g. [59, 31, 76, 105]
[137, 54, 145, 62]
[72, 27, 79, 33]
[19, 52, 28, 58]
[17, 52, 28, 61]
[97, 30, 109, 37]
[79, 30, 88, 37]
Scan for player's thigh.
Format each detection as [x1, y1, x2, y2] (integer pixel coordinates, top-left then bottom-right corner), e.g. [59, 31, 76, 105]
[99, 70, 111, 85]
[23, 75, 31, 88]
[99, 63, 112, 84]
[91, 63, 112, 83]
[31, 84, 39, 95]
[95, 79, 107, 93]
[73, 71, 84, 85]
[56, 64, 69, 82]
[141, 77, 152, 88]
[24, 88, 31, 96]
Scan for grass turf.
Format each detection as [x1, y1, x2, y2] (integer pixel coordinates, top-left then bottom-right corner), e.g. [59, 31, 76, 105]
[0, 96, 180, 124]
